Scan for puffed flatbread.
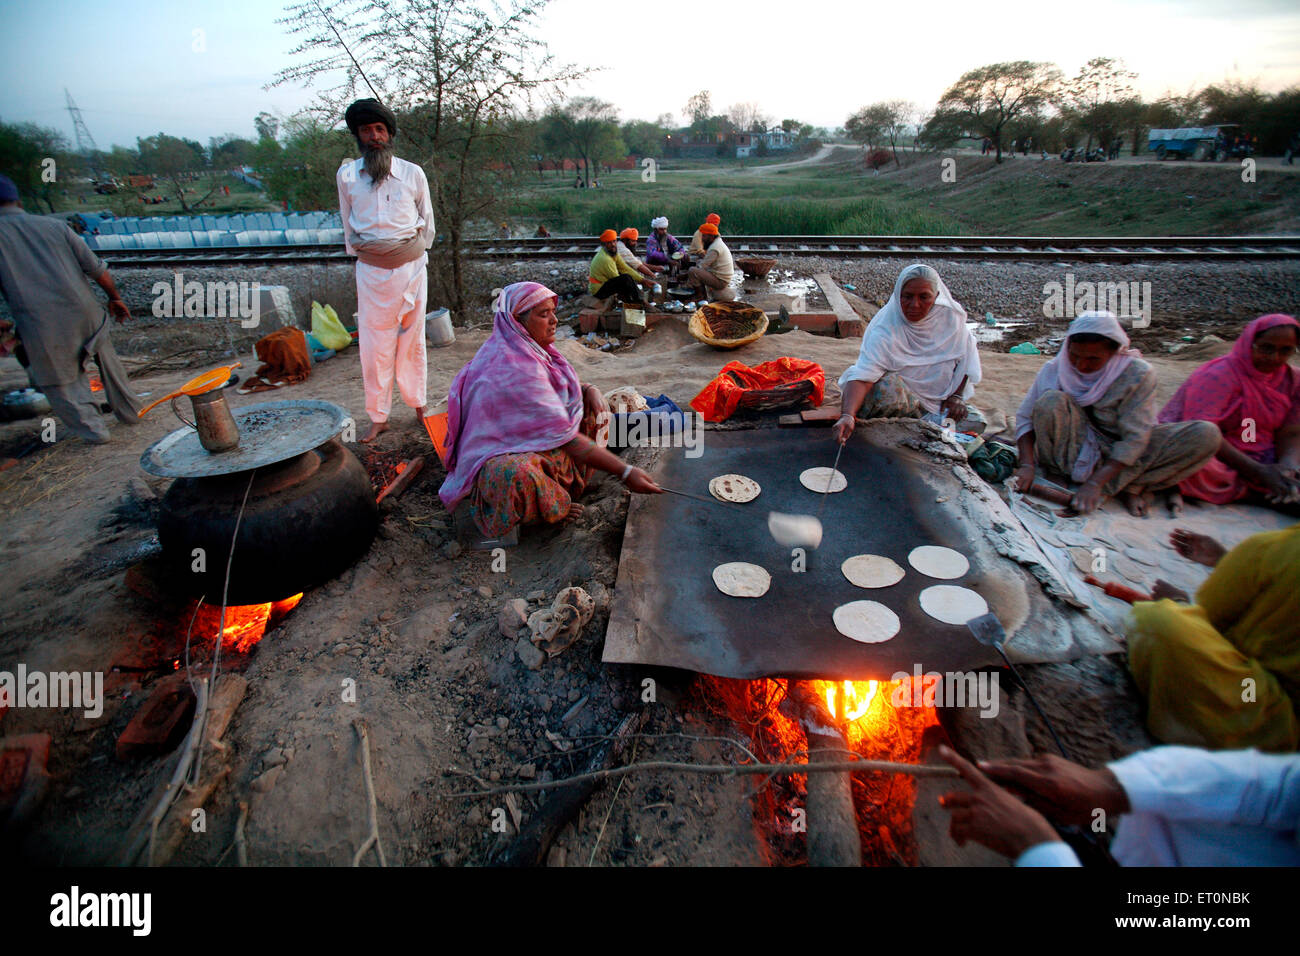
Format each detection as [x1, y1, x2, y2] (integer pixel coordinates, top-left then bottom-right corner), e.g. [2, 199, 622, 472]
[841, 554, 905, 589]
[799, 466, 847, 493]
[712, 562, 771, 598]
[832, 601, 901, 643]
[918, 585, 988, 626]
[907, 545, 970, 579]
[709, 473, 761, 503]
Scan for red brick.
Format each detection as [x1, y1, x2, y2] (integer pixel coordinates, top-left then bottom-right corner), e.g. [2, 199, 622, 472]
[116, 675, 196, 760]
[837, 317, 867, 338]
[578, 309, 603, 334]
[787, 313, 838, 334]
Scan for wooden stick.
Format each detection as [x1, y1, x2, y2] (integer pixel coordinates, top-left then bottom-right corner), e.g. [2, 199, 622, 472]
[376, 456, 425, 503]
[234, 801, 249, 867]
[351, 719, 387, 867]
[451, 756, 957, 799]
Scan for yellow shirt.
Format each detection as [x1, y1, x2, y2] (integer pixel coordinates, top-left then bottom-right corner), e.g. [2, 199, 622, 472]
[589, 246, 640, 287]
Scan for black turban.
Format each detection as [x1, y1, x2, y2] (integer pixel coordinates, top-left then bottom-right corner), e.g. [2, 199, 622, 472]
[345, 99, 397, 138]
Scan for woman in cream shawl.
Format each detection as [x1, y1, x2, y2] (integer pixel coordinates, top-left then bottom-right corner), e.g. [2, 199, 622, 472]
[833, 264, 982, 443]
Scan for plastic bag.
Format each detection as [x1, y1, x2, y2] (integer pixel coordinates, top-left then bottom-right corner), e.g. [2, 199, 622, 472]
[310, 301, 352, 351]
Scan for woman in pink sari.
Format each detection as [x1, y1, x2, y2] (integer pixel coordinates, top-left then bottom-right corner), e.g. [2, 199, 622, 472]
[439, 282, 662, 537]
[1159, 313, 1300, 507]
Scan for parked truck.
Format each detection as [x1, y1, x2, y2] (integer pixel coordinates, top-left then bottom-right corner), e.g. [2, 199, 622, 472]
[1147, 124, 1252, 162]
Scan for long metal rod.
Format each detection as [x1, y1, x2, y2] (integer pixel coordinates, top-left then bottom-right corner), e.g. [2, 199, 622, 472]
[814, 441, 845, 523]
[995, 646, 1071, 760]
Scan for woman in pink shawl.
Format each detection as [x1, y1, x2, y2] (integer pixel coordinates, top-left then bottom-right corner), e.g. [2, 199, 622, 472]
[438, 281, 662, 537]
[1158, 313, 1300, 507]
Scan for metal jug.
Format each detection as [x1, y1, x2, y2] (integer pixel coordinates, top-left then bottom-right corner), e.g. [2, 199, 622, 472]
[174, 388, 240, 453]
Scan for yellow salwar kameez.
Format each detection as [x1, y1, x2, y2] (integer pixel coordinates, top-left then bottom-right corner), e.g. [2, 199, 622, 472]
[1127, 524, 1300, 752]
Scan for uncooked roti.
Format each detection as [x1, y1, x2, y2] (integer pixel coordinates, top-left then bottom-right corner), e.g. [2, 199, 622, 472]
[799, 466, 847, 493]
[908, 545, 970, 579]
[709, 473, 761, 503]
[712, 562, 771, 598]
[918, 585, 988, 626]
[841, 554, 905, 589]
[832, 601, 901, 643]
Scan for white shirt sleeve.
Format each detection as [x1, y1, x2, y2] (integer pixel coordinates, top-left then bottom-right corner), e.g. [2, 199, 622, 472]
[414, 165, 435, 249]
[1016, 841, 1082, 867]
[1108, 746, 1300, 830]
[336, 162, 357, 257]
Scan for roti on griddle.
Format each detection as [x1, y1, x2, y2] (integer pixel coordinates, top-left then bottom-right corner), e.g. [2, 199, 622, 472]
[712, 562, 771, 598]
[907, 545, 970, 579]
[832, 600, 901, 643]
[709, 473, 761, 503]
[918, 585, 988, 626]
[841, 554, 905, 589]
[799, 466, 847, 493]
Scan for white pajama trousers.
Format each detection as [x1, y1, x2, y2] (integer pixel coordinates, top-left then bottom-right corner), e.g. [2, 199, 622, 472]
[355, 254, 429, 423]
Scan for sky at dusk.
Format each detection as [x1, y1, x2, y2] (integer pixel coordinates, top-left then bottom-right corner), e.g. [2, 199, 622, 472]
[2, 0, 1297, 149]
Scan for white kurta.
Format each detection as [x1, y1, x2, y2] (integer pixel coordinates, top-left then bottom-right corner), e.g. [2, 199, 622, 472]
[1016, 746, 1300, 867]
[337, 156, 435, 422]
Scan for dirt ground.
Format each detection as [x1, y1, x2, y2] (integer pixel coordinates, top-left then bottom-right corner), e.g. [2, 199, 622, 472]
[0, 259, 1285, 866]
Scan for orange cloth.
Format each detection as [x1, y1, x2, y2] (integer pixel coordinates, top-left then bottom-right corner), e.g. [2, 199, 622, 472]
[689, 358, 825, 422]
[699, 222, 719, 236]
[599, 228, 617, 242]
[621, 227, 638, 242]
[706, 213, 721, 225]
[240, 327, 312, 393]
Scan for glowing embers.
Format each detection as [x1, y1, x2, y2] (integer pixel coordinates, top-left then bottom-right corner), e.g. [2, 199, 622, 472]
[189, 593, 302, 653]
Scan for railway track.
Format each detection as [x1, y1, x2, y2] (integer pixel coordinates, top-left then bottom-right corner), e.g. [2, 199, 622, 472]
[96, 234, 1300, 268]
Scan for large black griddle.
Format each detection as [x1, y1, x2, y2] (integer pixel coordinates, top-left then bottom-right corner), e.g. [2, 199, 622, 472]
[604, 426, 1005, 680]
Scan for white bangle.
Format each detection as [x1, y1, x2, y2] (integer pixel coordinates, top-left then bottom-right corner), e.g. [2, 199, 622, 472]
[620, 463, 633, 481]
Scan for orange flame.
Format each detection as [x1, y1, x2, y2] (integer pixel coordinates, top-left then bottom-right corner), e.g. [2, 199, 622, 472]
[191, 593, 302, 653]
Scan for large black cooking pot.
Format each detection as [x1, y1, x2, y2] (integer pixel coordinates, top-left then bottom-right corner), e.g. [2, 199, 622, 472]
[157, 438, 377, 604]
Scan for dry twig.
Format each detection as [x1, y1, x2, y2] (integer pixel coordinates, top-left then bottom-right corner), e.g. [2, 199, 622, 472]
[351, 719, 387, 867]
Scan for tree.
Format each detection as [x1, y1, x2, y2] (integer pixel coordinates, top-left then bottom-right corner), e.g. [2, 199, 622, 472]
[210, 135, 257, 169]
[254, 112, 281, 143]
[254, 115, 354, 210]
[136, 133, 220, 212]
[934, 60, 1062, 162]
[621, 119, 667, 158]
[684, 91, 712, 129]
[845, 106, 886, 151]
[272, 0, 584, 319]
[0, 122, 73, 212]
[1065, 56, 1137, 152]
[547, 98, 623, 186]
[726, 102, 769, 134]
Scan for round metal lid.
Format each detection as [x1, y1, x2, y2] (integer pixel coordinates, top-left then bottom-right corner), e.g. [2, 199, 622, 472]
[140, 399, 351, 478]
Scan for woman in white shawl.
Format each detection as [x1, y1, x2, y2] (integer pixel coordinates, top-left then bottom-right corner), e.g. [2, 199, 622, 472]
[833, 264, 982, 443]
[1013, 311, 1219, 516]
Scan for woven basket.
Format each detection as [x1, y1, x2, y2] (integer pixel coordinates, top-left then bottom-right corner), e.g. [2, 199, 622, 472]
[734, 377, 816, 411]
[688, 302, 769, 349]
[735, 257, 777, 279]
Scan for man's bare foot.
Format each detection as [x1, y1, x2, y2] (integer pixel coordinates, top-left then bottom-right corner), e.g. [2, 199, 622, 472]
[1121, 488, 1148, 517]
[1164, 489, 1185, 517]
[414, 405, 426, 424]
[360, 420, 389, 443]
[564, 502, 584, 523]
[1170, 528, 1226, 567]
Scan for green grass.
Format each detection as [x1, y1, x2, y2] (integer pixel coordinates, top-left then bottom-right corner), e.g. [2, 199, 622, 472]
[509, 165, 962, 236]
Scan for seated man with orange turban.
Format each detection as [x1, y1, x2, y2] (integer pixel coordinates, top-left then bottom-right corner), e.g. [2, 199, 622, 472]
[687, 222, 737, 303]
[615, 228, 659, 279]
[688, 212, 722, 256]
[588, 228, 655, 310]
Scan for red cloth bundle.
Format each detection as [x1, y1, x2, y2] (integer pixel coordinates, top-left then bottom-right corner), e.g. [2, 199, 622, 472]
[689, 357, 825, 422]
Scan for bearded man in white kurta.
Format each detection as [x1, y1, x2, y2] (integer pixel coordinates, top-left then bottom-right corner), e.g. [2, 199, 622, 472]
[337, 98, 435, 442]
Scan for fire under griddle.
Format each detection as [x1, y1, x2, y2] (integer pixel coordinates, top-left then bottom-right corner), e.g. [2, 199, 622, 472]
[604, 422, 1116, 680]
